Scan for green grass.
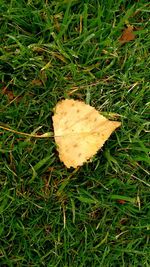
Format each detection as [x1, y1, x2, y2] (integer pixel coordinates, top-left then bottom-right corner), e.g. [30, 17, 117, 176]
[0, 0, 150, 266]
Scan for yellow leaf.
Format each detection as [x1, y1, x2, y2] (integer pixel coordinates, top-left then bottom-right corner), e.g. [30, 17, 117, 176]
[52, 99, 121, 168]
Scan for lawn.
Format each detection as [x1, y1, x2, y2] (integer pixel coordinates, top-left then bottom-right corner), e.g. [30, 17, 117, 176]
[0, 0, 150, 266]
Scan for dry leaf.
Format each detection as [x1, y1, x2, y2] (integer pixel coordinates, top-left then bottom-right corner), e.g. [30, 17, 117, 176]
[1, 85, 19, 102]
[117, 199, 126, 204]
[52, 99, 121, 168]
[2, 87, 15, 101]
[31, 79, 43, 86]
[119, 25, 136, 44]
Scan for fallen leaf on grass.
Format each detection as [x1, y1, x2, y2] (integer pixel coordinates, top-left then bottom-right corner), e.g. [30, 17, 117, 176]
[53, 99, 121, 168]
[31, 79, 43, 86]
[1, 81, 22, 103]
[117, 199, 126, 204]
[2, 87, 15, 101]
[119, 25, 136, 44]
[31, 71, 47, 86]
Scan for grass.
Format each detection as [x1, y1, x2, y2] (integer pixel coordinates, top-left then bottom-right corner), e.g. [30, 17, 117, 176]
[0, 0, 150, 266]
